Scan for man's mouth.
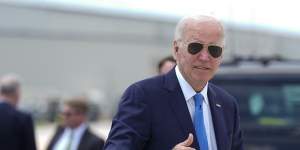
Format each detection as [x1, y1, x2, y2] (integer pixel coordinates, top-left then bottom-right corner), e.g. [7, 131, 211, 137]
[193, 66, 210, 70]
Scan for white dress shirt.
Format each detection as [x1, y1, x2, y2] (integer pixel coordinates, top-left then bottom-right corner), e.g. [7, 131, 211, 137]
[175, 66, 218, 150]
[53, 123, 87, 150]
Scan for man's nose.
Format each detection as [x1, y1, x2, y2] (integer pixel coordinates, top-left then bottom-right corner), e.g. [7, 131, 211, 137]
[196, 47, 210, 61]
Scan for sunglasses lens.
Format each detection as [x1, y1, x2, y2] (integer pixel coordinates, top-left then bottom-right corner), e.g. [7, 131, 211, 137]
[188, 43, 203, 55]
[208, 46, 222, 58]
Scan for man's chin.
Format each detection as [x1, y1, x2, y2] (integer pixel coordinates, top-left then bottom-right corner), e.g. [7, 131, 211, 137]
[192, 74, 210, 82]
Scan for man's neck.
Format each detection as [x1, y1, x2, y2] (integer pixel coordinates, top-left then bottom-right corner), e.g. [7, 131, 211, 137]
[69, 120, 87, 130]
[188, 79, 206, 92]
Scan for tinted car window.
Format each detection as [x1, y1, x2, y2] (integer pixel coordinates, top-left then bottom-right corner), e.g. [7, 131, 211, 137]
[212, 75, 300, 150]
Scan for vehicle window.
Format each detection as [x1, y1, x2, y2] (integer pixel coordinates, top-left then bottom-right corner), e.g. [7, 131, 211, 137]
[217, 82, 300, 127]
[283, 86, 300, 120]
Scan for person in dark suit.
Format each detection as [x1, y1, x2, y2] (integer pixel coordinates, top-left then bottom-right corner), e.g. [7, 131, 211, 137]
[47, 97, 105, 150]
[104, 15, 244, 150]
[0, 74, 37, 150]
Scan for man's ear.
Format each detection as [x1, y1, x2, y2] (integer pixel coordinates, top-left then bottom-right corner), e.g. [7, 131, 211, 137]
[175, 46, 179, 52]
[172, 41, 179, 60]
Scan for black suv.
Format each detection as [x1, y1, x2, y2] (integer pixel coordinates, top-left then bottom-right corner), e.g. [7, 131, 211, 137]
[211, 60, 300, 150]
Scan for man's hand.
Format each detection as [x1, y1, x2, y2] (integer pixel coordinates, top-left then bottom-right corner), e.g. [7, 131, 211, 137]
[172, 133, 196, 150]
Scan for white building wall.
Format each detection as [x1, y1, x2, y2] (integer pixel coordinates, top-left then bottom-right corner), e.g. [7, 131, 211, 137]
[1, 1, 300, 117]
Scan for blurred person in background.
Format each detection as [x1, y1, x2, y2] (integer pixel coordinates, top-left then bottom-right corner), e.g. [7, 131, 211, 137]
[47, 97, 104, 150]
[104, 15, 243, 150]
[0, 74, 37, 150]
[158, 55, 176, 75]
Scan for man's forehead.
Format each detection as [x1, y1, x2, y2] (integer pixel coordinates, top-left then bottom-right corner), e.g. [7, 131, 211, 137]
[182, 20, 223, 42]
[184, 28, 222, 40]
[185, 19, 222, 31]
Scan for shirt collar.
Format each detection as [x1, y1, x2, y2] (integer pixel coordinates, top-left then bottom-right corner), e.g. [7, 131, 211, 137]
[175, 66, 208, 104]
[66, 122, 87, 137]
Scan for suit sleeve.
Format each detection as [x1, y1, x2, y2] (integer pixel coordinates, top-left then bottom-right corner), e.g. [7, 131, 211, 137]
[104, 83, 151, 150]
[21, 113, 37, 150]
[231, 100, 244, 150]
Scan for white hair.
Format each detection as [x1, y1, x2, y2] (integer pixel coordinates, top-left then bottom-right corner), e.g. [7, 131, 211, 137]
[0, 74, 21, 95]
[174, 15, 225, 45]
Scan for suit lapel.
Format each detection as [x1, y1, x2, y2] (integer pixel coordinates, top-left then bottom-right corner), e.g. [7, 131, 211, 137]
[164, 69, 199, 149]
[208, 84, 229, 150]
[77, 128, 89, 150]
[47, 126, 65, 150]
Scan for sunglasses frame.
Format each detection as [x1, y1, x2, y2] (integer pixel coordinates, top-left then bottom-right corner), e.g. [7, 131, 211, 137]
[186, 42, 223, 58]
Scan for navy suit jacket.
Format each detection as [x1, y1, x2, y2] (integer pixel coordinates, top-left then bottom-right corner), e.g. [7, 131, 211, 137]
[104, 69, 243, 150]
[47, 125, 105, 150]
[0, 102, 36, 150]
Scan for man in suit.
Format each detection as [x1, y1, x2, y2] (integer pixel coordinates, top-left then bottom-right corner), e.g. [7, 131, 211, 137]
[47, 97, 105, 150]
[0, 74, 37, 150]
[104, 15, 244, 150]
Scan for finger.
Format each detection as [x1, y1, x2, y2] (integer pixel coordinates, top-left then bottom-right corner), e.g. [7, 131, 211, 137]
[180, 133, 194, 146]
[173, 146, 196, 150]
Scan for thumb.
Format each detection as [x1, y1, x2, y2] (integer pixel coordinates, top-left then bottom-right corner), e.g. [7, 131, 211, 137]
[180, 133, 194, 146]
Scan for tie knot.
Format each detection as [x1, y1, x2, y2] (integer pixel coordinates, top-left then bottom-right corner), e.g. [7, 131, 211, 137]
[194, 93, 203, 107]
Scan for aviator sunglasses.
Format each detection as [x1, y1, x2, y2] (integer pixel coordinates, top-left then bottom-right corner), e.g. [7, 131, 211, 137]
[187, 42, 222, 58]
